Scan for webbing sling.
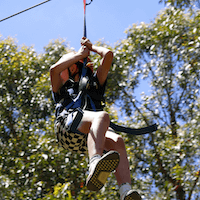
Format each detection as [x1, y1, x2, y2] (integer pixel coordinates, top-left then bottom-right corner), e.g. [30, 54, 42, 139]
[110, 122, 157, 135]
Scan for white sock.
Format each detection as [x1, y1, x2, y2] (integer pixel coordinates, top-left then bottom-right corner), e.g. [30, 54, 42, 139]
[119, 183, 131, 200]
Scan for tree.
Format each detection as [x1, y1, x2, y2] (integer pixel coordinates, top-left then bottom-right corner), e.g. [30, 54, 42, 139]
[0, 36, 121, 199]
[0, 4, 200, 200]
[159, 0, 200, 9]
[0, 37, 90, 199]
[113, 5, 200, 200]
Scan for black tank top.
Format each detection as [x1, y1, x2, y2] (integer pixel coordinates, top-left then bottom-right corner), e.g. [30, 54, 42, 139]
[52, 73, 106, 116]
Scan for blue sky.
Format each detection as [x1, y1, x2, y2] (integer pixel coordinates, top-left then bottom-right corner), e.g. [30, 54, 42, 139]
[0, 0, 164, 53]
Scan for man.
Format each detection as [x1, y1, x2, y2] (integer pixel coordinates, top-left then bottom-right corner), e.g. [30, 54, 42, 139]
[50, 37, 142, 200]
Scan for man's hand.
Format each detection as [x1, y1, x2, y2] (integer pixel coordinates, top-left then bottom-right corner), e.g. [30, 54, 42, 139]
[80, 37, 93, 50]
[78, 45, 90, 58]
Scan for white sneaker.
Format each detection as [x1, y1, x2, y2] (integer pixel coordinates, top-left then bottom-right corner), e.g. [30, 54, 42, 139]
[123, 190, 142, 200]
[86, 151, 120, 191]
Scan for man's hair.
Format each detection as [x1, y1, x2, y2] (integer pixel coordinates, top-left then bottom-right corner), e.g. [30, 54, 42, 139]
[69, 60, 93, 78]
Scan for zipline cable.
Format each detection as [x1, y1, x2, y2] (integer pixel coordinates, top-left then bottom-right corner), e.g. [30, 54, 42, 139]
[0, 0, 51, 23]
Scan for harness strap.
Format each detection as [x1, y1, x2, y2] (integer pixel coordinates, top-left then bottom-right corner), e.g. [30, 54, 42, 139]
[59, 107, 85, 136]
[86, 94, 96, 111]
[110, 122, 158, 135]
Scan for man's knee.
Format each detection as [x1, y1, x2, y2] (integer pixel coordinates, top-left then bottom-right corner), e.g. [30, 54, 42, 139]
[115, 135, 126, 150]
[96, 111, 110, 124]
[105, 133, 126, 152]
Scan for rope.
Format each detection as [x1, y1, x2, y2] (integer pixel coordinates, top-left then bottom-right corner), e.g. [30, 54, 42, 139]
[0, 0, 51, 23]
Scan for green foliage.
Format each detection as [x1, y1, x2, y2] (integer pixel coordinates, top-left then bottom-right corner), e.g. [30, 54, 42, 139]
[0, 36, 120, 200]
[114, 5, 200, 200]
[0, 37, 88, 199]
[159, 0, 200, 9]
[0, 3, 200, 200]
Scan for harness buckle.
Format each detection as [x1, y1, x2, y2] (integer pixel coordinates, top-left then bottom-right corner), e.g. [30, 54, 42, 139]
[78, 76, 90, 92]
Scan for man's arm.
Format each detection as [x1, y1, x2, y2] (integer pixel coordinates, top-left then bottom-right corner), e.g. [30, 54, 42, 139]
[81, 37, 113, 86]
[50, 46, 90, 93]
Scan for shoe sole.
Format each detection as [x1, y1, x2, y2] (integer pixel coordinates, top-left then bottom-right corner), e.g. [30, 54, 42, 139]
[86, 151, 120, 191]
[124, 191, 142, 200]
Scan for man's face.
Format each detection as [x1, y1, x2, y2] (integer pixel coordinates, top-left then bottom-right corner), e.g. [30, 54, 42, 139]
[69, 64, 79, 76]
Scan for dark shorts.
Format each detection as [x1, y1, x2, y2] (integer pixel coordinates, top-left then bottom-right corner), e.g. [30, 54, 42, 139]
[54, 110, 88, 154]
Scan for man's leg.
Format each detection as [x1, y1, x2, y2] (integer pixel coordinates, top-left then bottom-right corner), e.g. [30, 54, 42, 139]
[104, 130, 142, 200]
[104, 130, 131, 185]
[77, 110, 120, 191]
[77, 110, 110, 158]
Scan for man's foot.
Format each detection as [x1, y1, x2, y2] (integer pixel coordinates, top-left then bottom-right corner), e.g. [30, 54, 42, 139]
[86, 151, 120, 191]
[123, 190, 142, 200]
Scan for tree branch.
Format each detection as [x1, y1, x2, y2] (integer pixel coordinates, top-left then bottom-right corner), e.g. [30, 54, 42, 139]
[188, 170, 200, 200]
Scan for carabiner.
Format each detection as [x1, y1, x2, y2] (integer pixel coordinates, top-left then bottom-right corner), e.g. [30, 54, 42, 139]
[86, 0, 93, 6]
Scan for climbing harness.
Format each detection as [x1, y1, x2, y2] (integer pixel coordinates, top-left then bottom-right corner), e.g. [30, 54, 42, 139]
[55, 0, 158, 136]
